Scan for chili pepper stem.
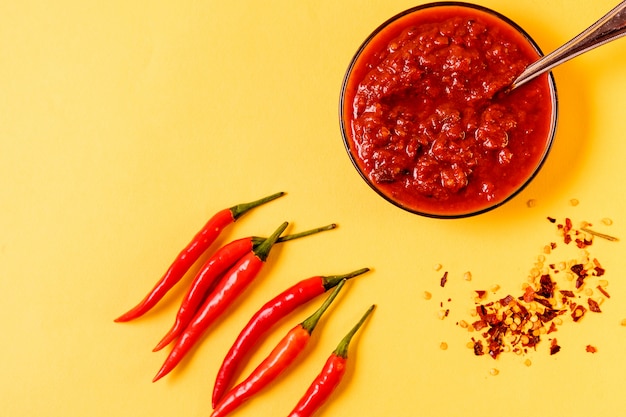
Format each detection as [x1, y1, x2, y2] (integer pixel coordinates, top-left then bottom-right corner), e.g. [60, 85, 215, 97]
[277, 223, 336, 243]
[322, 267, 370, 291]
[580, 227, 619, 242]
[250, 223, 337, 248]
[230, 192, 285, 220]
[301, 279, 346, 334]
[335, 304, 376, 358]
[253, 221, 288, 262]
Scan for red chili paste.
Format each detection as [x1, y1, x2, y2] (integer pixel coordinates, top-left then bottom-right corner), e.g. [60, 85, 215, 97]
[341, 5, 556, 217]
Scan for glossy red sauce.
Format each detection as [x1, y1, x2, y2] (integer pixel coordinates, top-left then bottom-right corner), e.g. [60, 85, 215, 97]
[341, 5, 556, 217]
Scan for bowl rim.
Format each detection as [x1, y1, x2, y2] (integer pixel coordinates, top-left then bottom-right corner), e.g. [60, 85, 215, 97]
[339, 1, 559, 219]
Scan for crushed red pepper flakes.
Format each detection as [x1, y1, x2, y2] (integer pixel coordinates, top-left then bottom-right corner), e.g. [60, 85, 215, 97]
[475, 290, 487, 300]
[454, 216, 617, 361]
[472, 338, 484, 356]
[440, 271, 448, 287]
[550, 339, 561, 355]
[586, 345, 598, 353]
[588, 298, 601, 313]
[596, 285, 611, 298]
[547, 322, 558, 334]
[572, 305, 587, 322]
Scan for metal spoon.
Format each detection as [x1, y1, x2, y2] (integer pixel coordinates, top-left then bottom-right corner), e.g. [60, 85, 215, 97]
[510, 0, 626, 91]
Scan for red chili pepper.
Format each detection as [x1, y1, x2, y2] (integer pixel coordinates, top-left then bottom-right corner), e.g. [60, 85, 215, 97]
[212, 267, 369, 407]
[287, 304, 375, 417]
[153, 224, 338, 352]
[152, 221, 288, 382]
[114, 192, 284, 323]
[210, 280, 347, 417]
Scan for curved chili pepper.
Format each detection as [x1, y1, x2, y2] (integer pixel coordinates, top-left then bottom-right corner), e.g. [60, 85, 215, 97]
[210, 280, 347, 417]
[212, 267, 369, 407]
[287, 304, 375, 417]
[114, 192, 285, 323]
[152, 222, 288, 382]
[153, 224, 337, 352]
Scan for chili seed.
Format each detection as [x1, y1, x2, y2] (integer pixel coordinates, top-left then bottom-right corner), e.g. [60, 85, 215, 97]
[601, 218, 613, 226]
[526, 199, 537, 208]
[570, 198, 579, 206]
[621, 319, 626, 327]
[433, 263, 442, 271]
[463, 271, 472, 281]
[440, 342, 448, 350]
[423, 291, 432, 300]
[524, 359, 532, 367]
[489, 368, 499, 376]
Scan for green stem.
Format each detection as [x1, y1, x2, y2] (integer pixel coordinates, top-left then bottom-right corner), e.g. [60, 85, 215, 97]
[253, 221, 288, 262]
[301, 279, 346, 335]
[322, 268, 370, 291]
[229, 191, 285, 220]
[278, 223, 337, 242]
[580, 227, 619, 242]
[251, 223, 337, 248]
[334, 305, 375, 359]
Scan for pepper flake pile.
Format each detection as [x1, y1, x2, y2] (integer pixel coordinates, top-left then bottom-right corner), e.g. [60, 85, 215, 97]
[460, 217, 617, 360]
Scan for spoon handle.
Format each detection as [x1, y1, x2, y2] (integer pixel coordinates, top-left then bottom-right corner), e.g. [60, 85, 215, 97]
[511, 0, 626, 90]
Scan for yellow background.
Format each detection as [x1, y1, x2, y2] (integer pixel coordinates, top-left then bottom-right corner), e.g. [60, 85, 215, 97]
[2, 1, 625, 416]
